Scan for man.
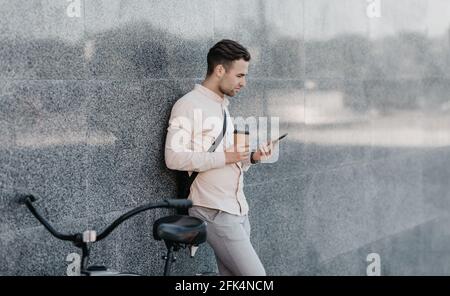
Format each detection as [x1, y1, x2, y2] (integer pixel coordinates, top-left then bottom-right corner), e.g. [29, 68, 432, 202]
[164, 39, 274, 276]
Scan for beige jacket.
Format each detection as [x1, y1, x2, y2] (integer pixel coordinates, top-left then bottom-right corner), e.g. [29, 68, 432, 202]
[164, 84, 251, 216]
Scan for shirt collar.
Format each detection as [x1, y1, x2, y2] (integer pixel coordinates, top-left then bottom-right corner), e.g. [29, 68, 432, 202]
[194, 84, 230, 107]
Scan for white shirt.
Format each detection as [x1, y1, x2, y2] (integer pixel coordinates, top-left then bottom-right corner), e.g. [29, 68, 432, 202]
[164, 84, 251, 216]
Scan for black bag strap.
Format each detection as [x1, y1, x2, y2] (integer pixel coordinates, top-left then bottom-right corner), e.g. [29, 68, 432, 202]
[186, 108, 227, 187]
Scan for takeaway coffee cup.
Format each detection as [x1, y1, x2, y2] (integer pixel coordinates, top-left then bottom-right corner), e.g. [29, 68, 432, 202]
[233, 129, 250, 152]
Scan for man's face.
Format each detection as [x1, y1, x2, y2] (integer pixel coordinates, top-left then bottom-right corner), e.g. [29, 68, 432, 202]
[218, 59, 249, 97]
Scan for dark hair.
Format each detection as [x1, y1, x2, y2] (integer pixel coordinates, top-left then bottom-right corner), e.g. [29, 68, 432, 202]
[206, 39, 251, 76]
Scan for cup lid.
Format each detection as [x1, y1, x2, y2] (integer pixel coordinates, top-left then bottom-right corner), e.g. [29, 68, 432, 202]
[233, 129, 250, 134]
[233, 124, 250, 134]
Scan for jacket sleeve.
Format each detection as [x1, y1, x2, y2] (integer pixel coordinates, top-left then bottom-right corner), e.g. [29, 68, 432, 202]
[164, 100, 226, 172]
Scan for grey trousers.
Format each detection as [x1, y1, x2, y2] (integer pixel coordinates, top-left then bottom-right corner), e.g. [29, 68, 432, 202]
[188, 205, 266, 276]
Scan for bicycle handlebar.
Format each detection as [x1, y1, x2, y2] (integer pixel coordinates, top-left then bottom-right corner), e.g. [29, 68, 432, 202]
[19, 195, 192, 244]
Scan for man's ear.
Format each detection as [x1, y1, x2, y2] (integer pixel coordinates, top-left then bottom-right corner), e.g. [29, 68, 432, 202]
[215, 64, 225, 78]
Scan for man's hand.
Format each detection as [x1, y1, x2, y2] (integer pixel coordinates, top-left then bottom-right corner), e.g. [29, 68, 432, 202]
[252, 141, 274, 162]
[225, 144, 250, 164]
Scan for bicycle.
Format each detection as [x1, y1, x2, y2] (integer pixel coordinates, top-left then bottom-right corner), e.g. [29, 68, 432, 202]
[18, 195, 207, 276]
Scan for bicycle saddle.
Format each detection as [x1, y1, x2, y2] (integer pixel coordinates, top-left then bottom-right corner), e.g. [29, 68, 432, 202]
[153, 215, 207, 245]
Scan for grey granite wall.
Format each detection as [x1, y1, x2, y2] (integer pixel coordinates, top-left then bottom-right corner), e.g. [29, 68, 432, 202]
[1, 0, 450, 275]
